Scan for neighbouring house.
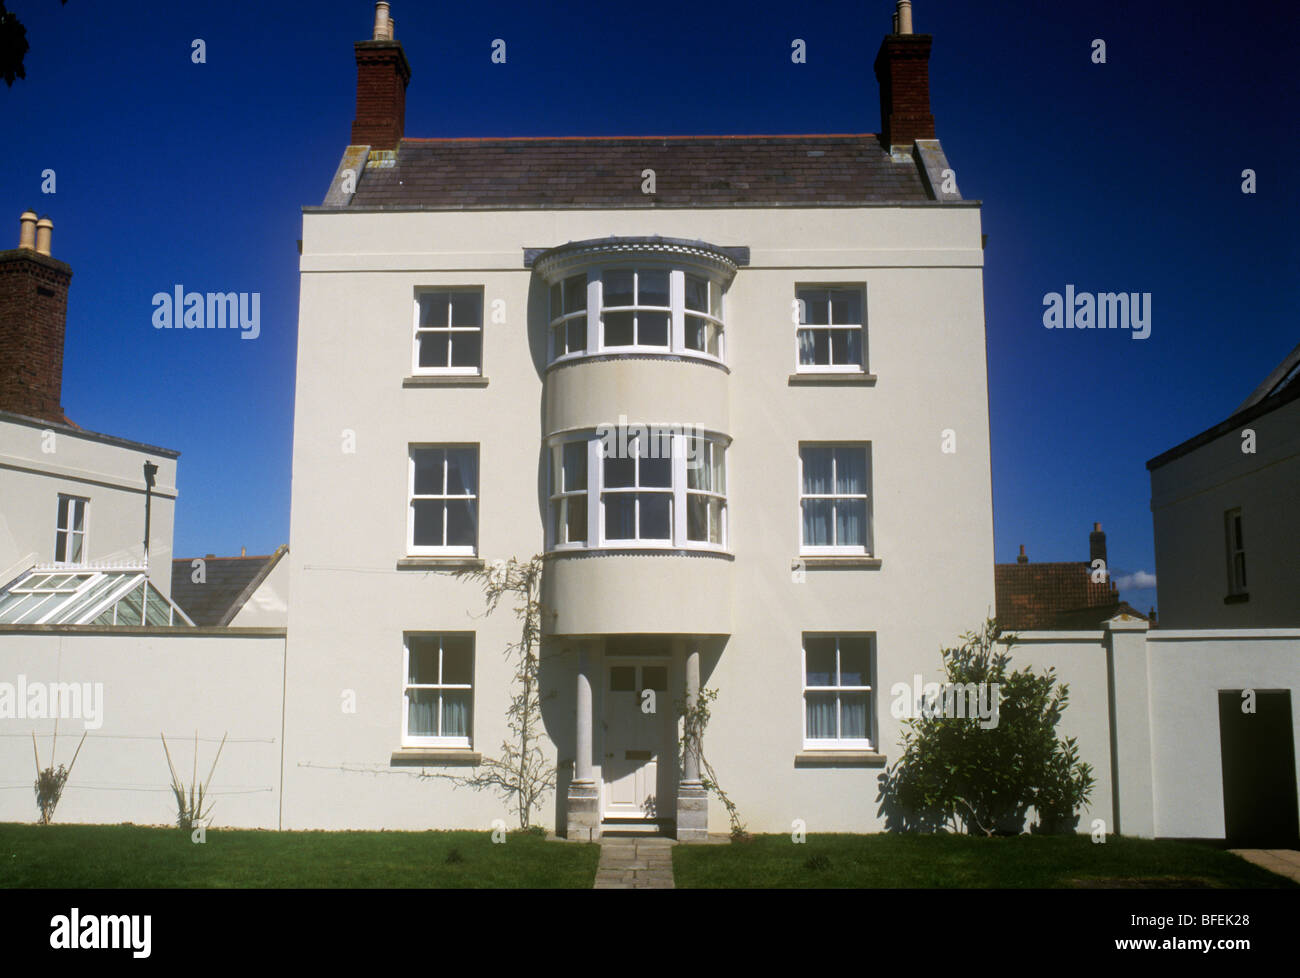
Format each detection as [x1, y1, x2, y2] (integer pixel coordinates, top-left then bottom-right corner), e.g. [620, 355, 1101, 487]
[0, 213, 282, 827]
[171, 545, 289, 627]
[995, 523, 1150, 630]
[0, 211, 182, 614]
[1148, 341, 1300, 628]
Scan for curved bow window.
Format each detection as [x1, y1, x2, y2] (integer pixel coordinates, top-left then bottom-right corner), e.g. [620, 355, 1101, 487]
[547, 427, 729, 552]
[545, 266, 727, 365]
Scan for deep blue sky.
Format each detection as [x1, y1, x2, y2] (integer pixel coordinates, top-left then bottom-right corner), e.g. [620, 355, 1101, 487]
[4, 0, 1296, 614]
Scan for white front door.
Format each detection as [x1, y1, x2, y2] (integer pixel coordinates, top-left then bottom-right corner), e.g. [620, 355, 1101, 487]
[603, 659, 671, 818]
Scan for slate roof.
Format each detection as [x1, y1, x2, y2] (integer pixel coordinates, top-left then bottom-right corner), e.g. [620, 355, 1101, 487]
[339, 134, 936, 209]
[170, 546, 286, 627]
[994, 561, 1135, 630]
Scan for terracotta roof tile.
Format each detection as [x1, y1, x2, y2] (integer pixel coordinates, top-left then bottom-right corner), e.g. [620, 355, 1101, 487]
[994, 561, 1132, 630]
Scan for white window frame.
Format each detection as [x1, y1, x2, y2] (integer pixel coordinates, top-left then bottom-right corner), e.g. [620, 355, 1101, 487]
[54, 494, 88, 565]
[545, 428, 729, 553]
[795, 284, 867, 374]
[685, 434, 728, 547]
[402, 632, 474, 748]
[798, 443, 871, 556]
[599, 266, 673, 352]
[547, 436, 589, 551]
[599, 427, 675, 546]
[1225, 507, 1247, 595]
[413, 288, 484, 376]
[802, 633, 875, 750]
[547, 264, 727, 367]
[548, 273, 590, 363]
[407, 445, 479, 557]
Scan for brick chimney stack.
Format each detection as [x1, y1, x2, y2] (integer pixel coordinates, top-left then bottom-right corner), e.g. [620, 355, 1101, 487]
[874, 1, 936, 152]
[0, 211, 72, 423]
[1089, 522, 1107, 565]
[351, 2, 411, 151]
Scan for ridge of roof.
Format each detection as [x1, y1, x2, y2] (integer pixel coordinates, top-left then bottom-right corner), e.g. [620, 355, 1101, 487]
[1233, 339, 1300, 414]
[400, 133, 879, 143]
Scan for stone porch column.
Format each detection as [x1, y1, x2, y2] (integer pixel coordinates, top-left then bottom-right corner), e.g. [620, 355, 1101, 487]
[565, 641, 600, 840]
[676, 639, 709, 841]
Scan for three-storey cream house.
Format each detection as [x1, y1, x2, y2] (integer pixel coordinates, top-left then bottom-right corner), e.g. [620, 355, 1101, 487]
[282, 1, 994, 837]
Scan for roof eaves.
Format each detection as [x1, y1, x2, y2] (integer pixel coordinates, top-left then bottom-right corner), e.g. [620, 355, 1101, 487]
[1147, 372, 1300, 470]
[0, 409, 181, 459]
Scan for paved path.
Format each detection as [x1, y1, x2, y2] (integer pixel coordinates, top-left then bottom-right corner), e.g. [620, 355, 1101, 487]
[593, 836, 675, 889]
[1229, 848, 1300, 884]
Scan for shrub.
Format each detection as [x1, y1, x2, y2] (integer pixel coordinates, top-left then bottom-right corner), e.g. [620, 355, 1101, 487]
[882, 619, 1095, 835]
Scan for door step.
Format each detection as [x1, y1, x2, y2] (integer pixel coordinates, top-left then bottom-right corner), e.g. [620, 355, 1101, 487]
[601, 819, 675, 838]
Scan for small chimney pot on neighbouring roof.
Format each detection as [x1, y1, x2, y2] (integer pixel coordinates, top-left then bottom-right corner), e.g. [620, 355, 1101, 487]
[1089, 522, 1107, 565]
[1017, 544, 1028, 564]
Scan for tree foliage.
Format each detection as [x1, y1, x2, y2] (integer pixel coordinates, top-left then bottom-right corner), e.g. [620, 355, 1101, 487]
[1, 1, 68, 87]
[881, 619, 1095, 835]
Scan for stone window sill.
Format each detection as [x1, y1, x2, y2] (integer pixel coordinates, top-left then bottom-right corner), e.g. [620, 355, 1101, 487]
[1224, 592, 1250, 605]
[788, 373, 877, 386]
[397, 557, 485, 571]
[391, 749, 482, 766]
[403, 375, 489, 388]
[794, 751, 887, 768]
[794, 556, 883, 570]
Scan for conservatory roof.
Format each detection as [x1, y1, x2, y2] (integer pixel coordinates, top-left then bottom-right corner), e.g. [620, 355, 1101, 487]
[0, 566, 195, 627]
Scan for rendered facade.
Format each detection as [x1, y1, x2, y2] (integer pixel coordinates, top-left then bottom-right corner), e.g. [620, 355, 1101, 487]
[281, 2, 994, 836]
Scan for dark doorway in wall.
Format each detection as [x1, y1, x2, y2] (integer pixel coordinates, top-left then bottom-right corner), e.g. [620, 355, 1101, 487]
[1218, 690, 1299, 847]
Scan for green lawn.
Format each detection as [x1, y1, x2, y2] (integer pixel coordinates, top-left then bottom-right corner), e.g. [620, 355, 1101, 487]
[0, 823, 600, 888]
[672, 833, 1298, 888]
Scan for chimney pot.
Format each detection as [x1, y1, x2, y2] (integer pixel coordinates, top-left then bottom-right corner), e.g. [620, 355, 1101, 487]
[34, 216, 53, 256]
[1017, 544, 1028, 564]
[18, 211, 37, 250]
[896, 1, 913, 34]
[241, 546, 247, 557]
[373, 2, 391, 40]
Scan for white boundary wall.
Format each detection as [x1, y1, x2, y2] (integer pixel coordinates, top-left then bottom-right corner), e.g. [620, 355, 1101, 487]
[0, 627, 284, 828]
[1011, 620, 1300, 839]
[3, 619, 1296, 838]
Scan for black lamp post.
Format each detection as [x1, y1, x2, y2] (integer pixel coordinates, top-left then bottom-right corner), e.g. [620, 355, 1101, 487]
[143, 461, 158, 566]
